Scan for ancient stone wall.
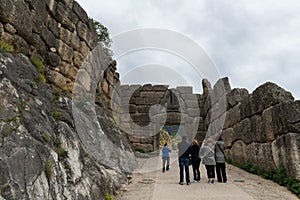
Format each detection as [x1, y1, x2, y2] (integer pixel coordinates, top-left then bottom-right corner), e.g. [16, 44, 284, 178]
[0, 0, 119, 101]
[202, 78, 300, 180]
[119, 84, 201, 152]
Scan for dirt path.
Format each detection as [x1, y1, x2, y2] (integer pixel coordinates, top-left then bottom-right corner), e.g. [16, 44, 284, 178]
[115, 152, 299, 200]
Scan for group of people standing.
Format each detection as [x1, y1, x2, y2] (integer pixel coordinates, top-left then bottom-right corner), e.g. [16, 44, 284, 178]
[162, 136, 227, 185]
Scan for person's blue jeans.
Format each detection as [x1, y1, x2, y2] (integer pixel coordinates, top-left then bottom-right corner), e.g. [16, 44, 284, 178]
[179, 157, 190, 183]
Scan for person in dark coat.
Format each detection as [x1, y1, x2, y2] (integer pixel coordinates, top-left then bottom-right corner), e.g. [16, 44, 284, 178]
[177, 136, 191, 185]
[191, 139, 201, 182]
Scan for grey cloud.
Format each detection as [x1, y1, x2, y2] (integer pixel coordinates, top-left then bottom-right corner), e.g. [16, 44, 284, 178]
[77, 0, 300, 98]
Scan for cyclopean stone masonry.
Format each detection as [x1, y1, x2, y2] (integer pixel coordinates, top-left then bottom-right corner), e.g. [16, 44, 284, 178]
[119, 84, 201, 153]
[202, 78, 300, 181]
[0, 0, 119, 113]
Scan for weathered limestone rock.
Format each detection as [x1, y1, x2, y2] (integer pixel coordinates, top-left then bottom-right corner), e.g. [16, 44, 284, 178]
[4, 23, 16, 34]
[132, 143, 153, 152]
[57, 40, 73, 63]
[247, 142, 276, 170]
[176, 86, 193, 94]
[251, 82, 294, 115]
[272, 133, 300, 180]
[229, 140, 247, 163]
[46, 52, 61, 67]
[41, 26, 57, 48]
[73, 1, 89, 23]
[47, 17, 59, 37]
[250, 115, 265, 142]
[227, 88, 249, 108]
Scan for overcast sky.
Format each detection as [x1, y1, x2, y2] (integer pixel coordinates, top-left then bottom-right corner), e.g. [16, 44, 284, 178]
[77, 0, 300, 99]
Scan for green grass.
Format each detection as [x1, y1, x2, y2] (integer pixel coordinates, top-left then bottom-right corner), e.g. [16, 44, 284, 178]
[45, 159, 52, 180]
[229, 160, 300, 197]
[42, 133, 51, 143]
[52, 109, 61, 120]
[30, 56, 44, 73]
[30, 56, 47, 83]
[54, 139, 69, 160]
[104, 193, 112, 200]
[0, 40, 14, 53]
[38, 74, 46, 83]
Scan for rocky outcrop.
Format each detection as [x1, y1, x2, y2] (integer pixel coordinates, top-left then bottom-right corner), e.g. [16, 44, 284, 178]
[0, 52, 136, 199]
[202, 78, 300, 180]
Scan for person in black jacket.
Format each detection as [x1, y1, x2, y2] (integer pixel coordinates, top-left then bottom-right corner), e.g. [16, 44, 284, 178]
[177, 136, 191, 185]
[191, 139, 201, 182]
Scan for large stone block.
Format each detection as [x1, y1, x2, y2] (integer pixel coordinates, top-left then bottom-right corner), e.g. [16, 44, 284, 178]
[0, 22, 3, 36]
[57, 40, 74, 63]
[140, 91, 160, 98]
[185, 100, 199, 108]
[77, 21, 93, 46]
[240, 96, 253, 120]
[229, 140, 247, 163]
[47, 17, 59, 37]
[0, 0, 33, 42]
[41, 26, 57, 48]
[247, 142, 276, 170]
[73, 51, 84, 68]
[181, 94, 197, 101]
[221, 128, 234, 148]
[70, 33, 81, 51]
[72, 1, 89, 23]
[187, 108, 200, 117]
[176, 86, 193, 94]
[130, 113, 150, 122]
[0, 0, 14, 24]
[227, 88, 249, 108]
[128, 135, 140, 143]
[46, 52, 61, 67]
[272, 133, 300, 180]
[4, 23, 16, 34]
[137, 106, 149, 113]
[234, 118, 252, 144]
[141, 136, 153, 144]
[48, 70, 67, 89]
[59, 61, 78, 80]
[59, 27, 72, 46]
[224, 103, 241, 129]
[166, 113, 181, 124]
[250, 115, 265, 143]
[251, 82, 294, 115]
[142, 84, 152, 91]
[132, 143, 153, 153]
[54, 2, 76, 32]
[80, 41, 90, 57]
[152, 85, 168, 91]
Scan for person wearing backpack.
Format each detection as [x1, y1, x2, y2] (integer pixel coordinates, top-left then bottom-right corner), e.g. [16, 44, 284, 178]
[215, 138, 227, 183]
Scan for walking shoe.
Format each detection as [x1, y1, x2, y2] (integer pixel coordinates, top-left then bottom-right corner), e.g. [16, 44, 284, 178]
[187, 182, 191, 185]
[207, 180, 211, 184]
[179, 182, 184, 185]
[211, 180, 214, 184]
[192, 180, 197, 183]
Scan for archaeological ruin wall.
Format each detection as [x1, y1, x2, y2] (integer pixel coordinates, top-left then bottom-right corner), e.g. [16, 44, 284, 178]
[118, 84, 202, 152]
[0, 0, 119, 107]
[203, 78, 300, 181]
